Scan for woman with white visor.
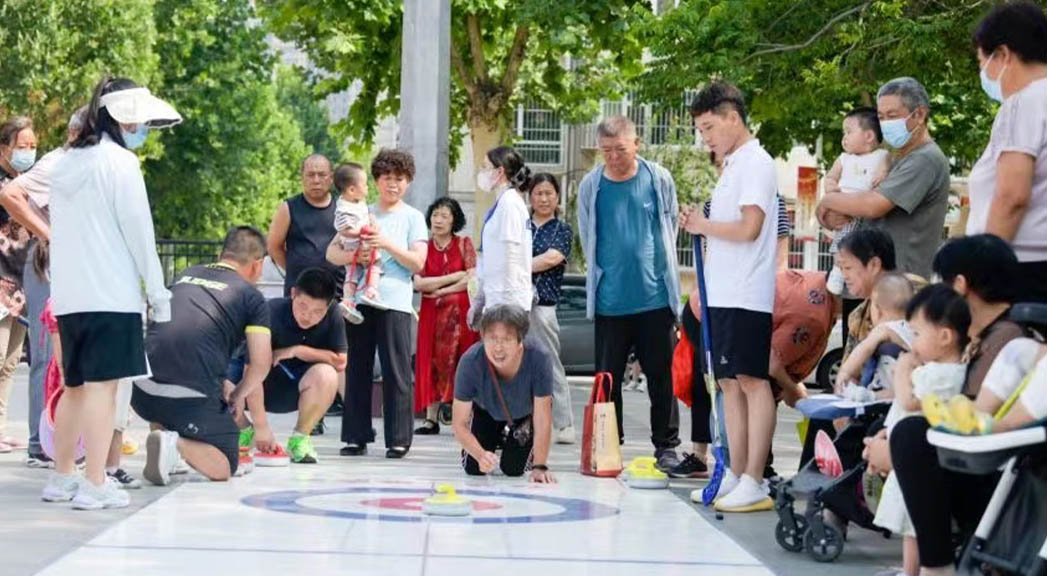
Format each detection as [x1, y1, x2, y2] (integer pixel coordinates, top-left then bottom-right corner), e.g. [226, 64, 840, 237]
[41, 76, 181, 510]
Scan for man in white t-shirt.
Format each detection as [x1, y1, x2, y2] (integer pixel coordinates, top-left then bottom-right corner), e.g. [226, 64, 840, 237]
[684, 82, 778, 513]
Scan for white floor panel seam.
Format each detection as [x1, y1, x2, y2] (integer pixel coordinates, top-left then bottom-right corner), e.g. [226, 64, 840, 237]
[80, 544, 766, 567]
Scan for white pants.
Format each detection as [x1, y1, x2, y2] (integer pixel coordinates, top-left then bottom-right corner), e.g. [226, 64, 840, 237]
[529, 305, 573, 430]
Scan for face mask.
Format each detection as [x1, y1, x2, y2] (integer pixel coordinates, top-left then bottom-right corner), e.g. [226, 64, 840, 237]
[121, 125, 149, 150]
[980, 52, 1006, 104]
[476, 168, 498, 193]
[880, 112, 914, 149]
[9, 148, 36, 172]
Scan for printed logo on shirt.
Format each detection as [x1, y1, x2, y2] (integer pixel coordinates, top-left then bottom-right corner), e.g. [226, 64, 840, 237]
[720, 356, 729, 365]
[176, 276, 229, 292]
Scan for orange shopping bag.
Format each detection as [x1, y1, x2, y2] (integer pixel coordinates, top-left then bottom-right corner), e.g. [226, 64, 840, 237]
[672, 330, 694, 407]
[580, 372, 623, 477]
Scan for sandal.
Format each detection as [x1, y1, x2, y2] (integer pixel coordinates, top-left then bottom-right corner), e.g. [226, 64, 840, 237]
[414, 419, 440, 435]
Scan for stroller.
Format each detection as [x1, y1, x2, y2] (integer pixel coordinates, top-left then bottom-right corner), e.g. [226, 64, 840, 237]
[773, 395, 892, 562]
[925, 302, 1047, 575]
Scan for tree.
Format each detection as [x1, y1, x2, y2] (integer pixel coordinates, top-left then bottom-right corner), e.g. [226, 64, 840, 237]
[144, 0, 310, 239]
[639, 0, 1000, 171]
[0, 0, 159, 150]
[258, 0, 649, 231]
[275, 64, 342, 161]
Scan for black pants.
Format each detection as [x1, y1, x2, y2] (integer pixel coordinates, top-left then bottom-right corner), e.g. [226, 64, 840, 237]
[1017, 260, 1047, 304]
[681, 305, 711, 444]
[890, 417, 999, 568]
[595, 307, 680, 450]
[841, 297, 863, 351]
[342, 307, 414, 449]
[462, 406, 532, 477]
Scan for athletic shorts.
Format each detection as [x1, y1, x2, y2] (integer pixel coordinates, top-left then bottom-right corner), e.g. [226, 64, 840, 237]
[708, 307, 772, 381]
[57, 312, 146, 387]
[130, 381, 239, 474]
[262, 362, 310, 414]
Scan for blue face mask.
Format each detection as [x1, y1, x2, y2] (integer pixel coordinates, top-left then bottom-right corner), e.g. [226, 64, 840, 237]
[121, 125, 149, 150]
[10, 148, 36, 172]
[980, 53, 1006, 104]
[880, 112, 914, 149]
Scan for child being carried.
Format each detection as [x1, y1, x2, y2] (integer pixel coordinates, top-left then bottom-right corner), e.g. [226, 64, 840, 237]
[333, 163, 386, 324]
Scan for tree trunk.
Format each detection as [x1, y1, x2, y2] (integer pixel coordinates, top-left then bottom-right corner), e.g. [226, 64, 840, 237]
[469, 118, 507, 240]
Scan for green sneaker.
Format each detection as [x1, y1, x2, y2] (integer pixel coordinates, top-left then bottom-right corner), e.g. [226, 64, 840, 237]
[239, 426, 255, 450]
[286, 434, 318, 464]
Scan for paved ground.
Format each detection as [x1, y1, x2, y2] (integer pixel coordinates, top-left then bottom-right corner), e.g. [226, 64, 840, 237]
[0, 368, 902, 575]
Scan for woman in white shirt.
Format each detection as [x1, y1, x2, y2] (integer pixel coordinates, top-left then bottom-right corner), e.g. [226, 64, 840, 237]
[967, 1, 1047, 304]
[43, 76, 180, 511]
[468, 146, 533, 326]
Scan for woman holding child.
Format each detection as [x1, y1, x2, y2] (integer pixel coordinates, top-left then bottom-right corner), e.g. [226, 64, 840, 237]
[413, 197, 478, 434]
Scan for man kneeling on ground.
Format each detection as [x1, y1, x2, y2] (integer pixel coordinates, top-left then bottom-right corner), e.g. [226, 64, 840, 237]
[233, 267, 345, 464]
[453, 305, 556, 483]
[132, 226, 273, 485]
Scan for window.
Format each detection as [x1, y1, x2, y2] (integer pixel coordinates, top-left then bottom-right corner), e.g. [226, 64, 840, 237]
[515, 101, 562, 165]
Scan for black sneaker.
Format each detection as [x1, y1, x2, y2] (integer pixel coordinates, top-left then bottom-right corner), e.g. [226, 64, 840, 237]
[668, 453, 709, 479]
[26, 452, 54, 469]
[326, 399, 344, 417]
[414, 420, 440, 435]
[107, 468, 142, 489]
[386, 446, 409, 459]
[340, 443, 366, 456]
[654, 449, 681, 473]
[311, 418, 326, 436]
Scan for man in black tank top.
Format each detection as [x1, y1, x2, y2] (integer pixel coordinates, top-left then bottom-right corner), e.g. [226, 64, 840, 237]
[267, 154, 345, 296]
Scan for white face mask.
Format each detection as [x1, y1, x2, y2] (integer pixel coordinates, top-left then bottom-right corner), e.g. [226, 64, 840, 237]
[476, 168, 498, 193]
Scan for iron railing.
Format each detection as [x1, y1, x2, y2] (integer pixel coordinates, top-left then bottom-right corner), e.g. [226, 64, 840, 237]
[156, 239, 223, 285]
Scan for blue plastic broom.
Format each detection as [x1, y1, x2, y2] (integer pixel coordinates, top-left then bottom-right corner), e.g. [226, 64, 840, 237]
[696, 235, 726, 506]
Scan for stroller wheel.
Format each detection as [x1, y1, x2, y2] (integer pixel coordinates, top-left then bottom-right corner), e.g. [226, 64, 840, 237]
[804, 524, 844, 563]
[775, 516, 808, 553]
[437, 403, 453, 426]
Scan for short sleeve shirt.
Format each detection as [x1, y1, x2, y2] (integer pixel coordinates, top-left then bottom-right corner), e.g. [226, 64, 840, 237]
[595, 164, 669, 315]
[771, 270, 834, 382]
[967, 78, 1047, 263]
[705, 139, 779, 313]
[872, 142, 951, 279]
[146, 263, 271, 397]
[703, 194, 790, 237]
[268, 297, 347, 373]
[531, 218, 573, 306]
[372, 202, 428, 313]
[454, 338, 553, 419]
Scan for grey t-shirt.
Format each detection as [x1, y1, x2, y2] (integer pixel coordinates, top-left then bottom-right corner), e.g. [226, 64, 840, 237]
[871, 143, 954, 280]
[871, 141, 950, 279]
[454, 337, 553, 420]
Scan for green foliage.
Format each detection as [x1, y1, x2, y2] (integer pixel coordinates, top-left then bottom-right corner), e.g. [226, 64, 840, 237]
[258, 0, 650, 167]
[639, 122, 718, 207]
[275, 64, 343, 161]
[144, 0, 310, 239]
[0, 0, 160, 150]
[639, 0, 1002, 171]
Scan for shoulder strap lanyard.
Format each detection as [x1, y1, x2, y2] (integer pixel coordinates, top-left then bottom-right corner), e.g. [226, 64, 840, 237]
[487, 359, 515, 434]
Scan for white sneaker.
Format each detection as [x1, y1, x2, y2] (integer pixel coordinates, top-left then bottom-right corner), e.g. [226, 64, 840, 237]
[635, 375, 648, 393]
[357, 294, 388, 311]
[171, 457, 190, 475]
[143, 430, 180, 486]
[623, 376, 637, 392]
[714, 474, 773, 512]
[41, 472, 80, 502]
[691, 467, 739, 503]
[338, 302, 364, 325]
[71, 478, 130, 510]
[555, 426, 576, 445]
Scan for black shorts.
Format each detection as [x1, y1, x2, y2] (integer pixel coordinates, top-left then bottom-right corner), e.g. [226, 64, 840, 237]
[707, 307, 772, 381]
[262, 362, 309, 414]
[130, 383, 239, 474]
[57, 312, 146, 387]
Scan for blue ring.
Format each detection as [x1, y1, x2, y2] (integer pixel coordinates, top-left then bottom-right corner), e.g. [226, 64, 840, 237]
[241, 486, 620, 524]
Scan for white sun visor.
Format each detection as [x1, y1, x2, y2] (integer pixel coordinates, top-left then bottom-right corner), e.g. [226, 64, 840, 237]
[99, 87, 182, 128]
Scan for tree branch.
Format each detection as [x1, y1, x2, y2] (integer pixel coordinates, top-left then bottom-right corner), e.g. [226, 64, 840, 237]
[742, 1, 872, 64]
[466, 13, 488, 83]
[499, 24, 530, 97]
[450, 38, 477, 101]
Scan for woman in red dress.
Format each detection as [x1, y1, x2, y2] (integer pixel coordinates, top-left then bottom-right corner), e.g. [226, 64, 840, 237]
[413, 197, 478, 434]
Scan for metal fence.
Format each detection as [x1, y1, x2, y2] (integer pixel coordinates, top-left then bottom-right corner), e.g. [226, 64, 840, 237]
[156, 239, 223, 285]
[515, 101, 563, 166]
